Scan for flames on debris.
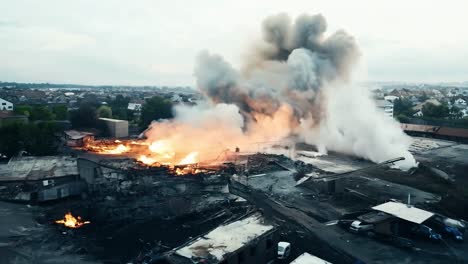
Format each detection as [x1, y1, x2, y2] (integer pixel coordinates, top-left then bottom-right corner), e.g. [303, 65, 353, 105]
[55, 212, 90, 229]
[81, 139, 208, 175]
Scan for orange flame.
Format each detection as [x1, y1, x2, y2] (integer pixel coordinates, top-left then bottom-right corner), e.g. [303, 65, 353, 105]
[55, 212, 90, 228]
[82, 139, 205, 175]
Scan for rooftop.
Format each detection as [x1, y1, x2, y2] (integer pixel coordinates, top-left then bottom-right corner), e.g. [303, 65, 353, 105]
[290, 252, 332, 264]
[372, 201, 434, 224]
[175, 213, 273, 262]
[98, 117, 128, 123]
[0, 156, 78, 181]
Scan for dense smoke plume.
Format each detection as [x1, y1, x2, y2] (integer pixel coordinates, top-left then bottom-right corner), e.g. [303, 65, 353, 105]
[145, 13, 416, 169]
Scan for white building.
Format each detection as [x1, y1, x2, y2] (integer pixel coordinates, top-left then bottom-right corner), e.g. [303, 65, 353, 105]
[413, 110, 423, 117]
[376, 99, 394, 117]
[172, 213, 278, 264]
[384, 95, 398, 103]
[99, 118, 129, 138]
[127, 103, 142, 111]
[0, 98, 13, 111]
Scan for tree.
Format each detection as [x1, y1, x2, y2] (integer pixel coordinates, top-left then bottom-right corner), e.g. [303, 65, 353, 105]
[70, 104, 98, 128]
[30, 106, 54, 121]
[449, 106, 463, 119]
[52, 105, 68, 120]
[111, 94, 130, 108]
[0, 122, 60, 157]
[19, 122, 60, 155]
[140, 96, 173, 129]
[393, 98, 415, 117]
[422, 103, 450, 118]
[0, 123, 22, 157]
[14, 105, 33, 117]
[97, 105, 112, 118]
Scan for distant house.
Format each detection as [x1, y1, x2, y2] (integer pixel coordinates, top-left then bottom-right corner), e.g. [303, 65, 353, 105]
[384, 95, 398, 103]
[127, 103, 142, 111]
[462, 109, 468, 118]
[413, 110, 423, 117]
[0, 98, 13, 111]
[412, 99, 441, 111]
[455, 98, 467, 106]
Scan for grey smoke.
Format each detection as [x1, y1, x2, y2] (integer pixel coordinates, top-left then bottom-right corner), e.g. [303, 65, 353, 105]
[196, 13, 359, 121]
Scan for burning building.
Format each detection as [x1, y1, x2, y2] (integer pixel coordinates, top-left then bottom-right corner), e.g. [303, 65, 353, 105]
[70, 13, 417, 173]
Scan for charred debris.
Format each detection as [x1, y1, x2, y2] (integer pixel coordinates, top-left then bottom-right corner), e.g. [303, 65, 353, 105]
[1, 141, 468, 264]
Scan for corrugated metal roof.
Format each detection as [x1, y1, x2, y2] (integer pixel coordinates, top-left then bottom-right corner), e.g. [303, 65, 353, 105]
[372, 202, 434, 224]
[0, 156, 78, 181]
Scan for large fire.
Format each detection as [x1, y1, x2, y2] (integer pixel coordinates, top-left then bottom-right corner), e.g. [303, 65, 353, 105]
[55, 212, 90, 228]
[82, 139, 207, 175]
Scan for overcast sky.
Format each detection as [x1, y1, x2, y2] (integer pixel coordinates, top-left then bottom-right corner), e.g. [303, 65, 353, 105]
[0, 0, 467, 86]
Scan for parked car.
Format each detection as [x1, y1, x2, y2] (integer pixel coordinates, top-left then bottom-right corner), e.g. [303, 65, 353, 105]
[349, 220, 373, 234]
[277, 241, 291, 260]
[426, 220, 464, 241]
[411, 225, 442, 241]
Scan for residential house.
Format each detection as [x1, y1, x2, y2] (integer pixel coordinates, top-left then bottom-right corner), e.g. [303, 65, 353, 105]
[0, 98, 13, 111]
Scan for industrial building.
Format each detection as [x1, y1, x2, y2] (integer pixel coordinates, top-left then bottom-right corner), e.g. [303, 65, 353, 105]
[165, 213, 278, 264]
[0, 156, 86, 202]
[99, 117, 129, 138]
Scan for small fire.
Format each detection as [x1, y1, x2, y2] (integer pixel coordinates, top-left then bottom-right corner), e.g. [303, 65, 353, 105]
[103, 144, 130, 154]
[55, 212, 90, 228]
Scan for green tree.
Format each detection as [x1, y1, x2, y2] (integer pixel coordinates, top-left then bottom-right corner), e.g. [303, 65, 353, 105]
[20, 122, 59, 155]
[0, 122, 60, 157]
[422, 103, 450, 118]
[30, 106, 54, 121]
[14, 105, 33, 117]
[0, 123, 22, 157]
[70, 104, 98, 128]
[449, 106, 463, 119]
[393, 98, 415, 117]
[52, 105, 68, 120]
[140, 96, 173, 129]
[111, 94, 130, 108]
[97, 105, 112, 118]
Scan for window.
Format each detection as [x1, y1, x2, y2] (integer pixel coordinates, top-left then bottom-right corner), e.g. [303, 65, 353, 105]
[8, 106, 12, 109]
[1, 102, 5, 105]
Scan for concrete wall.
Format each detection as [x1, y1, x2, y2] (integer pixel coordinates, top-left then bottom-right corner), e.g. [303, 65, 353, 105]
[99, 118, 129, 138]
[223, 229, 279, 264]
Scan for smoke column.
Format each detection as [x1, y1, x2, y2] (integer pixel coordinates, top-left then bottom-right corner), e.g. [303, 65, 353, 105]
[145, 13, 417, 169]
